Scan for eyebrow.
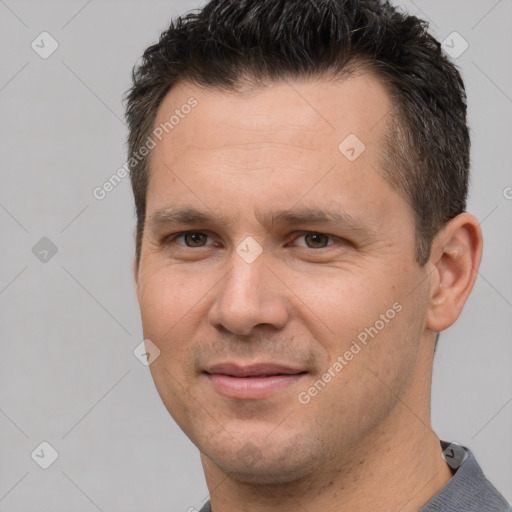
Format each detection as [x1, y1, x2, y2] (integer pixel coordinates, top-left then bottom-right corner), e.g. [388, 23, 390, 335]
[147, 206, 376, 238]
[265, 208, 368, 232]
[148, 207, 216, 230]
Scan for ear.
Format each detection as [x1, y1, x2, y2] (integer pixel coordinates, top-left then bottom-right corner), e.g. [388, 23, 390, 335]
[426, 213, 483, 332]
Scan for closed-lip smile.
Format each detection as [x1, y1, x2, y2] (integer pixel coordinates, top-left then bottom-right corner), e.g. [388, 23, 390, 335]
[204, 362, 308, 399]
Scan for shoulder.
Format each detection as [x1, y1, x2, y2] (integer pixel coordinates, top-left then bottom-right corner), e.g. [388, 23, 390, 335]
[421, 442, 511, 512]
[198, 502, 211, 512]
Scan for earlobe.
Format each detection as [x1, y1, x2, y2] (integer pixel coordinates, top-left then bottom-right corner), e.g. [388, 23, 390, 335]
[426, 213, 483, 333]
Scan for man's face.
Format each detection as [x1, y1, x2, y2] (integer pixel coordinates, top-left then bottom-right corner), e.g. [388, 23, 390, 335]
[136, 73, 433, 483]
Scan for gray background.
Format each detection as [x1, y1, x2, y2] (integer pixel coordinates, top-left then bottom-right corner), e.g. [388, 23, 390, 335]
[0, 0, 511, 510]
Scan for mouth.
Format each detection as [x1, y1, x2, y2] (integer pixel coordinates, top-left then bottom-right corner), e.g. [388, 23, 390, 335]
[203, 363, 308, 399]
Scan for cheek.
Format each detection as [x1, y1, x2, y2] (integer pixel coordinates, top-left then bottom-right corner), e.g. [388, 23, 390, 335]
[138, 263, 205, 339]
[332, 272, 426, 396]
[137, 263, 219, 386]
[138, 267, 204, 421]
[297, 264, 423, 393]
[292, 268, 400, 352]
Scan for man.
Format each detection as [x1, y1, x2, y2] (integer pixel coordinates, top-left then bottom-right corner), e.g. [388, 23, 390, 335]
[125, 0, 510, 510]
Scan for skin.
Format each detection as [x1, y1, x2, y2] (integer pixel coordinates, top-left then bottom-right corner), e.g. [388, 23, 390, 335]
[135, 71, 483, 511]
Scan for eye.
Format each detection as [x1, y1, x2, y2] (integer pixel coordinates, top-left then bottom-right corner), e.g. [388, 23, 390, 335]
[290, 232, 335, 249]
[170, 231, 215, 248]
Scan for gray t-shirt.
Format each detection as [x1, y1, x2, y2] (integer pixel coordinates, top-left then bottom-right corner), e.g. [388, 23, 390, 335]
[198, 441, 511, 512]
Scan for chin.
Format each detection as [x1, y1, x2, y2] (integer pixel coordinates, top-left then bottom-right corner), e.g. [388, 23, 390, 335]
[204, 442, 318, 485]
[221, 462, 311, 486]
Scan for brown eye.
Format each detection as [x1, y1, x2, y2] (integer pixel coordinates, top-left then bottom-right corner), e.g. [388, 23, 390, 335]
[303, 233, 330, 248]
[180, 232, 210, 247]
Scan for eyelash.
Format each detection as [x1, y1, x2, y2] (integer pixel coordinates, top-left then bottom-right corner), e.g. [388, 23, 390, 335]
[164, 231, 345, 249]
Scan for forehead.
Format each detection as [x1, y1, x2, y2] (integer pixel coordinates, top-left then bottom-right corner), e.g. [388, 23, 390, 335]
[145, 72, 412, 240]
[152, 71, 393, 158]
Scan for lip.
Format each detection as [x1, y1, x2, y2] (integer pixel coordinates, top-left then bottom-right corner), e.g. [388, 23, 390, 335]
[204, 363, 307, 399]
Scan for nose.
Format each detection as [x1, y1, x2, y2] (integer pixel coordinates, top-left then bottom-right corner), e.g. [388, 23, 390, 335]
[208, 250, 290, 336]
